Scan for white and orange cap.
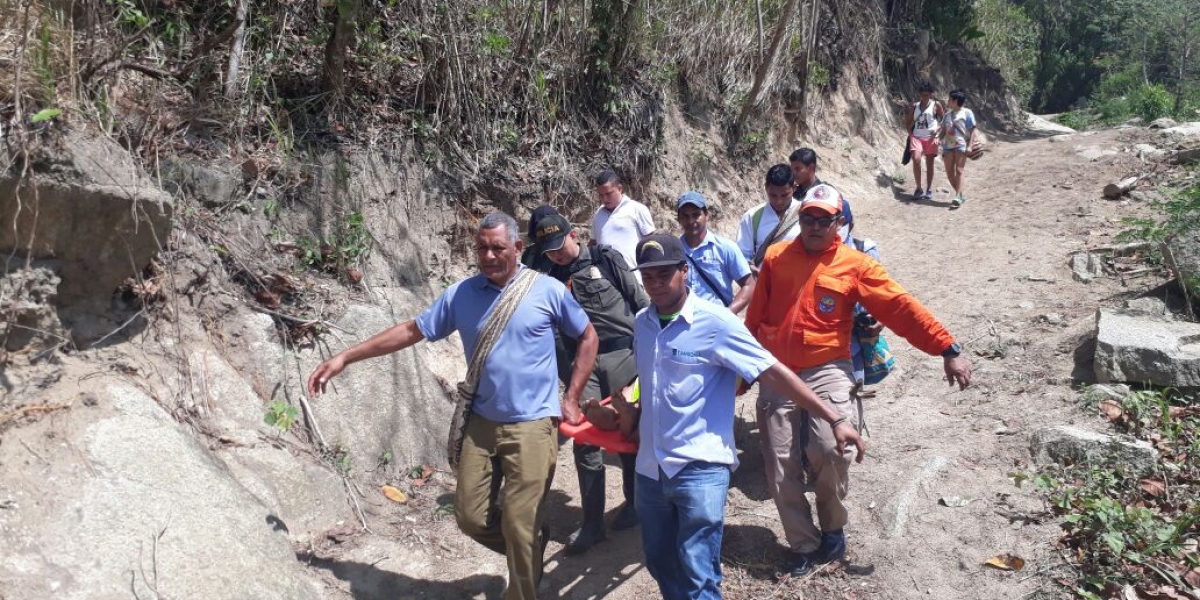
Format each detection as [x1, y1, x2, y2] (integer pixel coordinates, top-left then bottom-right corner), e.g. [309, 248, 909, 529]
[799, 184, 843, 216]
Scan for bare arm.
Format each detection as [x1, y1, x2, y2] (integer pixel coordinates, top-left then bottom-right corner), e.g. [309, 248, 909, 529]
[562, 323, 599, 425]
[728, 274, 754, 315]
[307, 320, 425, 395]
[754, 363, 866, 462]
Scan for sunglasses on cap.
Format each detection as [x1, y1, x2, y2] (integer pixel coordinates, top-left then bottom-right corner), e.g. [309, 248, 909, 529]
[799, 213, 842, 228]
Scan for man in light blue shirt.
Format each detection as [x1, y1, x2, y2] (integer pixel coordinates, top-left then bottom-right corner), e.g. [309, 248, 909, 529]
[308, 212, 598, 600]
[625, 233, 864, 600]
[676, 191, 753, 314]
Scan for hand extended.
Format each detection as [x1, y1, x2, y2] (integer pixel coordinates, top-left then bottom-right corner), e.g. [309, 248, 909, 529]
[944, 355, 972, 390]
[307, 355, 347, 396]
[833, 421, 867, 463]
[562, 395, 585, 426]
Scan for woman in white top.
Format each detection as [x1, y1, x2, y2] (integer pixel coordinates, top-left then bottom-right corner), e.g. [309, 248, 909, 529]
[904, 80, 944, 201]
[939, 89, 977, 208]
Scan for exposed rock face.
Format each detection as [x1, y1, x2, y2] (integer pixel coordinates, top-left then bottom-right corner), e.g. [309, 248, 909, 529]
[0, 128, 173, 307]
[0, 383, 323, 600]
[1030, 425, 1157, 473]
[1093, 307, 1200, 388]
[0, 261, 66, 352]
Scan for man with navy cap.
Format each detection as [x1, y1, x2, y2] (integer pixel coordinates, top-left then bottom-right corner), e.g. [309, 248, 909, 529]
[676, 191, 754, 314]
[629, 232, 865, 600]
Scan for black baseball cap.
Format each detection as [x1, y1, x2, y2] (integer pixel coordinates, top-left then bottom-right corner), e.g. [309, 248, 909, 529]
[535, 214, 573, 253]
[632, 233, 686, 270]
[527, 205, 559, 242]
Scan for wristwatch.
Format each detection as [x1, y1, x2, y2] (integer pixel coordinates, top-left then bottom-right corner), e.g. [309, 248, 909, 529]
[941, 342, 963, 358]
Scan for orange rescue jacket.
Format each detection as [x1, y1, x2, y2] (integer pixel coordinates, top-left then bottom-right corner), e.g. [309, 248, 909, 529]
[744, 239, 955, 371]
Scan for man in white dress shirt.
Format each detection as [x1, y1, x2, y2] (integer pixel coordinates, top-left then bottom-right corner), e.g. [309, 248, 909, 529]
[592, 170, 656, 276]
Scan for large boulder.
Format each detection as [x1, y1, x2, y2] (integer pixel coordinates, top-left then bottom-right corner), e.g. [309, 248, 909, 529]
[1030, 425, 1157, 473]
[0, 383, 323, 600]
[1159, 122, 1200, 145]
[1093, 307, 1200, 388]
[0, 128, 173, 307]
[232, 303, 456, 471]
[1162, 229, 1200, 300]
[160, 158, 241, 207]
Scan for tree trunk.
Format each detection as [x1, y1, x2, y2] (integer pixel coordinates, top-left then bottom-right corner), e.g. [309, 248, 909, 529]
[224, 0, 247, 98]
[1173, 12, 1192, 115]
[755, 0, 765, 59]
[735, 0, 803, 136]
[323, 0, 361, 100]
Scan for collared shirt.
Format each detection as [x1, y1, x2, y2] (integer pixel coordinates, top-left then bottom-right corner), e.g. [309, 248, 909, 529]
[634, 293, 777, 480]
[593, 195, 656, 273]
[744, 239, 955, 372]
[416, 267, 591, 423]
[735, 199, 801, 261]
[681, 231, 751, 307]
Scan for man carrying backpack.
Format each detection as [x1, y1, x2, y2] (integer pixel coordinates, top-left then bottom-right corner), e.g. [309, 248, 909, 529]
[537, 213, 650, 554]
[744, 184, 972, 577]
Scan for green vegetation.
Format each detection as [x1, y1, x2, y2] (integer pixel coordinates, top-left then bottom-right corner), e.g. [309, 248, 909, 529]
[925, 0, 1199, 119]
[263, 400, 299, 433]
[297, 211, 371, 274]
[1023, 388, 1200, 597]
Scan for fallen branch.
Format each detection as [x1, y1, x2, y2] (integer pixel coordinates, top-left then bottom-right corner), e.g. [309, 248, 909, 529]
[0, 402, 72, 424]
[1103, 176, 1140, 199]
[248, 304, 350, 334]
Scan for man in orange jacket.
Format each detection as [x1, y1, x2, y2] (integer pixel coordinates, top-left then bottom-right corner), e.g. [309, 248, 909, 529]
[744, 183, 972, 577]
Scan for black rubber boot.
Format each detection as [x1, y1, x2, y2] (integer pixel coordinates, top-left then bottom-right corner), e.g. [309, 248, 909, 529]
[567, 443, 607, 555]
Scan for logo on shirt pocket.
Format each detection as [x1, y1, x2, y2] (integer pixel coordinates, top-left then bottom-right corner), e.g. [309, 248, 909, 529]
[818, 296, 837, 314]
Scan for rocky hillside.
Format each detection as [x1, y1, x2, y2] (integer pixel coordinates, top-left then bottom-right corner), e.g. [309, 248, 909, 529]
[0, 1, 1036, 598]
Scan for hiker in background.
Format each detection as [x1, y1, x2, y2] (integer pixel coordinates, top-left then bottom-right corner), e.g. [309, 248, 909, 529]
[940, 89, 977, 208]
[536, 213, 648, 555]
[905, 80, 945, 201]
[592, 170, 656, 279]
[307, 212, 598, 600]
[521, 204, 561, 273]
[629, 233, 864, 600]
[736, 164, 800, 267]
[789, 147, 824, 199]
[744, 184, 972, 578]
[676, 191, 753, 314]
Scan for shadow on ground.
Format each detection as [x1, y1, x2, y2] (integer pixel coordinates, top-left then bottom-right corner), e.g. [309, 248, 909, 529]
[300, 551, 507, 600]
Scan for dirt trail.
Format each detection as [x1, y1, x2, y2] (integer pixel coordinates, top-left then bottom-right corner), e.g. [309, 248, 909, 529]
[304, 128, 1158, 599]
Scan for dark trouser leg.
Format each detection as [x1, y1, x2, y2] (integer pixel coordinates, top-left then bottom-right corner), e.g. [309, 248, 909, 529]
[573, 442, 607, 536]
[619, 452, 636, 505]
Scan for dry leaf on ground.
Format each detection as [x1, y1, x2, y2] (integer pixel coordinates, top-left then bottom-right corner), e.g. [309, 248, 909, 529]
[382, 485, 407, 503]
[1139, 478, 1167, 497]
[983, 554, 1026, 571]
[1099, 399, 1124, 422]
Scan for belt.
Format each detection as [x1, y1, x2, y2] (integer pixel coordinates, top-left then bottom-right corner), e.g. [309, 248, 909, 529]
[597, 335, 634, 354]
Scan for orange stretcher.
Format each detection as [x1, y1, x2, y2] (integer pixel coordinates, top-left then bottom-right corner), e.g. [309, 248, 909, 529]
[558, 381, 640, 454]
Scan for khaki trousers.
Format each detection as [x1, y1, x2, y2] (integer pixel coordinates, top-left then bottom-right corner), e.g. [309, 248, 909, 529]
[756, 360, 858, 553]
[455, 415, 557, 600]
